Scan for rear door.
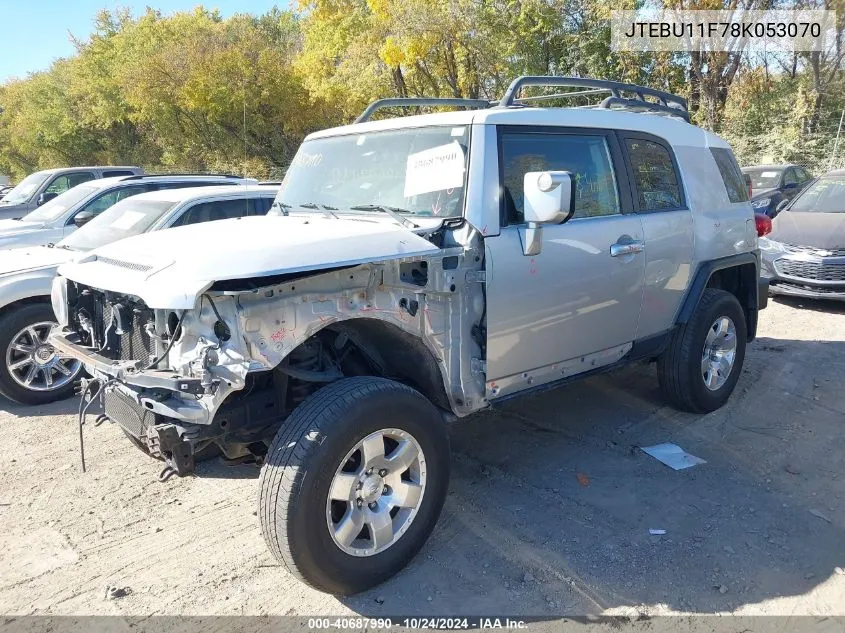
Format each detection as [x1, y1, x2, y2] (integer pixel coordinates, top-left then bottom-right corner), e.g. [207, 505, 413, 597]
[621, 134, 693, 340]
[484, 127, 645, 396]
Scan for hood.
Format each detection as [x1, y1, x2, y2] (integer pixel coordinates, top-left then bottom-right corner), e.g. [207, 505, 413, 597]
[0, 245, 74, 277]
[770, 210, 845, 250]
[0, 207, 34, 221]
[0, 218, 46, 237]
[57, 215, 441, 308]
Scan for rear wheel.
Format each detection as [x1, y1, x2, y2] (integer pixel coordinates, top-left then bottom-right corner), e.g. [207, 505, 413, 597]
[0, 303, 82, 405]
[258, 376, 450, 594]
[658, 288, 747, 413]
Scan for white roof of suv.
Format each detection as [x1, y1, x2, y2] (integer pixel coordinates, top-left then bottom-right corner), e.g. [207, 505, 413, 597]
[308, 106, 728, 149]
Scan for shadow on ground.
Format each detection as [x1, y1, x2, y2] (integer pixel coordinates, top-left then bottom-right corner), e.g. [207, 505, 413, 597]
[333, 336, 845, 616]
[0, 396, 79, 418]
[772, 295, 845, 315]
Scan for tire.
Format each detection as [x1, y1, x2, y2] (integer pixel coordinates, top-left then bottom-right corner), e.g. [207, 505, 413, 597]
[258, 376, 450, 595]
[0, 303, 82, 405]
[658, 288, 747, 413]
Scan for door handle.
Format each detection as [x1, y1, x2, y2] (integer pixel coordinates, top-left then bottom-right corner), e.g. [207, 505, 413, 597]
[610, 240, 645, 257]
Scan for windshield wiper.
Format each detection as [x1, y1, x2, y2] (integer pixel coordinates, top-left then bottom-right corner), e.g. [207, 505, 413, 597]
[349, 205, 419, 229]
[294, 202, 339, 218]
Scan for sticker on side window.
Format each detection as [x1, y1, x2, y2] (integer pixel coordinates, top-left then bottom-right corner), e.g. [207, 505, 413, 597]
[404, 141, 465, 198]
[110, 210, 146, 230]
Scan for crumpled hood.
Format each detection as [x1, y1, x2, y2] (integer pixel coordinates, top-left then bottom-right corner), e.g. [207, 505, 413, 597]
[0, 245, 74, 277]
[57, 215, 441, 308]
[770, 210, 845, 249]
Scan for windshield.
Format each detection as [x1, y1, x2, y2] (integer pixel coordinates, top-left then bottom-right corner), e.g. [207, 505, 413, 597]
[277, 125, 470, 217]
[0, 171, 50, 205]
[743, 168, 783, 190]
[58, 197, 178, 251]
[21, 185, 98, 223]
[788, 176, 845, 213]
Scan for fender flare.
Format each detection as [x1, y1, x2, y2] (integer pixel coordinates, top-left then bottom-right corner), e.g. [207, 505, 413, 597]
[676, 252, 762, 339]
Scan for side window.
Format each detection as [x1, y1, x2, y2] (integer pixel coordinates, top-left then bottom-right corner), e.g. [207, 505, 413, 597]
[783, 168, 798, 186]
[500, 132, 620, 224]
[172, 198, 254, 226]
[626, 138, 683, 211]
[251, 196, 274, 216]
[795, 167, 810, 182]
[709, 148, 749, 203]
[102, 170, 138, 178]
[73, 185, 149, 221]
[46, 172, 96, 194]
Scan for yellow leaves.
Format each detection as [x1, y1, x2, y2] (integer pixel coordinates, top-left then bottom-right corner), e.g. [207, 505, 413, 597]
[380, 37, 405, 67]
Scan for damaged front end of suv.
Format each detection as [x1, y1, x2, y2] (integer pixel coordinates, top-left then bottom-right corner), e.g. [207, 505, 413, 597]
[51, 213, 488, 478]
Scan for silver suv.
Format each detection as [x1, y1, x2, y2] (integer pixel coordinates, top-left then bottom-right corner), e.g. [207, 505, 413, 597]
[0, 166, 143, 220]
[50, 77, 766, 595]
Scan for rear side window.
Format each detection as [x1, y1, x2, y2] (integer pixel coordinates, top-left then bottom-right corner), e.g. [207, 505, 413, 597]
[252, 196, 274, 215]
[46, 172, 96, 194]
[626, 139, 683, 211]
[500, 132, 621, 223]
[710, 148, 749, 203]
[172, 197, 259, 226]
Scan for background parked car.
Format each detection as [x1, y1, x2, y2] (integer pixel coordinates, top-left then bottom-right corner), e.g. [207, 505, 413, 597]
[0, 184, 278, 405]
[0, 166, 144, 220]
[760, 169, 845, 301]
[742, 164, 813, 218]
[0, 174, 254, 251]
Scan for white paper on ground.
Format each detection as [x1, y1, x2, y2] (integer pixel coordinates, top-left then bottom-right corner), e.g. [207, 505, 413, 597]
[640, 443, 706, 470]
[404, 141, 465, 197]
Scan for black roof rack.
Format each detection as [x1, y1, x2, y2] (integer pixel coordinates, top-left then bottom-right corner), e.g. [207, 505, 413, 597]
[356, 76, 689, 123]
[497, 76, 689, 121]
[119, 173, 244, 181]
[355, 98, 491, 123]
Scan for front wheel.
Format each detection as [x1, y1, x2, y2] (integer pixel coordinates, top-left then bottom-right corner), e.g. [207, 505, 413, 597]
[658, 288, 747, 413]
[258, 377, 450, 594]
[0, 303, 82, 405]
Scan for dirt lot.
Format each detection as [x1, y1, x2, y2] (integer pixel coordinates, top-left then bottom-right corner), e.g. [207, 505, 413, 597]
[1, 296, 844, 617]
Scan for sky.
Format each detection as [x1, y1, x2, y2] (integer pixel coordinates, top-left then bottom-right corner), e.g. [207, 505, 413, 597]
[0, 0, 289, 83]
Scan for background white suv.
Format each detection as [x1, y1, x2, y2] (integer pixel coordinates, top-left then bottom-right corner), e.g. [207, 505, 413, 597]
[0, 174, 256, 251]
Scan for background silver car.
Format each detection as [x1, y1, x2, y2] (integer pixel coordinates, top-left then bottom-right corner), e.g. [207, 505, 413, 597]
[761, 169, 845, 300]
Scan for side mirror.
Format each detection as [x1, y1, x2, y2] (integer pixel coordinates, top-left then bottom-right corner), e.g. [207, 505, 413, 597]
[73, 210, 95, 227]
[520, 171, 575, 256]
[37, 192, 58, 206]
[783, 181, 798, 190]
[772, 198, 790, 218]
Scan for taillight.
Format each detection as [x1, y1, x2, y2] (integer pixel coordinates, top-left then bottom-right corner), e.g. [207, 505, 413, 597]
[754, 213, 772, 237]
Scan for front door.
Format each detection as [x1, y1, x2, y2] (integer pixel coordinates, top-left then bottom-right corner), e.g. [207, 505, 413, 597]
[485, 128, 645, 397]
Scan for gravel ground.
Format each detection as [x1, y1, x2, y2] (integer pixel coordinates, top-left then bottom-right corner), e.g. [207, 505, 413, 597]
[1, 296, 844, 617]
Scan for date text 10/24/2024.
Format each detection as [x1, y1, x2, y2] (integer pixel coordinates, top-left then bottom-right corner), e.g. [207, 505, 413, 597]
[307, 618, 528, 629]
